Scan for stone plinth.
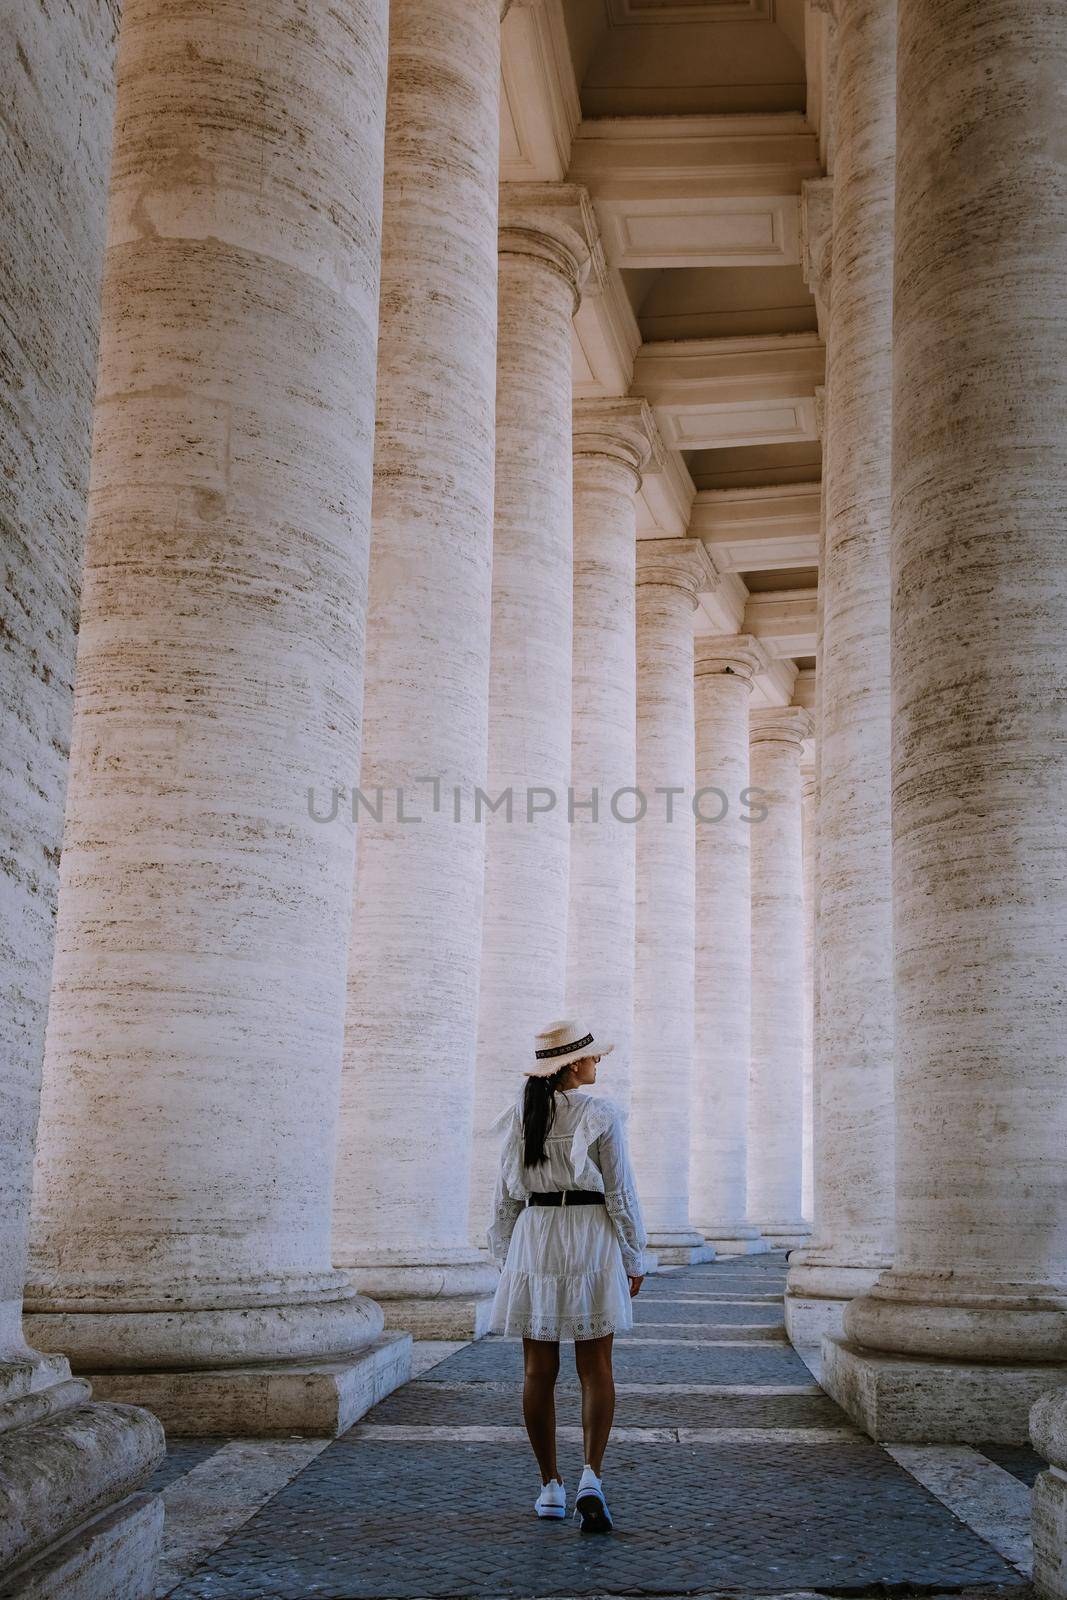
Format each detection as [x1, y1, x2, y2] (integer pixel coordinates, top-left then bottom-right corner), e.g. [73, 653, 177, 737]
[632, 540, 718, 1260]
[1032, 1390, 1067, 1600]
[747, 708, 813, 1250]
[333, 0, 501, 1339]
[85, 1334, 411, 1439]
[565, 399, 657, 1110]
[691, 636, 770, 1258]
[826, 0, 1067, 1437]
[824, 1337, 1067, 1445]
[469, 186, 598, 1237]
[26, 0, 396, 1428]
[786, 0, 896, 1343]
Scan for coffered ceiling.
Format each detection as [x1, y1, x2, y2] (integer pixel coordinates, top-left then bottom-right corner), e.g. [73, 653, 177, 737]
[501, 0, 833, 709]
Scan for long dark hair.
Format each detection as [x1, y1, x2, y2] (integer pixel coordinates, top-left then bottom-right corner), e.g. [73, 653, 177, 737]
[522, 1068, 569, 1167]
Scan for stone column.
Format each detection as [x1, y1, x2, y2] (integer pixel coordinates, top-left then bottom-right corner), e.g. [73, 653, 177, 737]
[786, 0, 897, 1346]
[0, 6, 166, 1591]
[24, 0, 408, 1439]
[691, 636, 771, 1255]
[800, 759, 816, 1223]
[631, 539, 718, 1265]
[748, 707, 813, 1248]
[824, 0, 1067, 1443]
[1032, 1392, 1067, 1600]
[468, 186, 597, 1239]
[565, 399, 658, 1110]
[332, 0, 501, 1341]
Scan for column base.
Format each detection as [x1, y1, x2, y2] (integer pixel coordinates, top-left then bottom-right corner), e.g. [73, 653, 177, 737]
[85, 1331, 412, 1437]
[648, 1232, 717, 1266]
[342, 1252, 499, 1340]
[702, 1227, 771, 1257]
[822, 1334, 1067, 1444]
[0, 1369, 164, 1597]
[784, 1259, 885, 1347]
[756, 1222, 811, 1251]
[1031, 1390, 1067, 1600]
[784, 1294, 848, 1346]
[0, 1493, 161, 1600]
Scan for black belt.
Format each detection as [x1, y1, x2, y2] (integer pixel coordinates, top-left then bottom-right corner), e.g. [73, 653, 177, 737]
[527, 1190, 605, 1208]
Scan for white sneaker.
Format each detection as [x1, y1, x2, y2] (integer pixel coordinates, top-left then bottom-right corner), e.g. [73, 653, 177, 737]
[574, 1464, 613, 1533]
[534, 1477, 567, 1520]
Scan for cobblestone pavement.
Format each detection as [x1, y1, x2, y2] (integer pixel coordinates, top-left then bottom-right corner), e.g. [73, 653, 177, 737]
[159, 1253, 1033, 1599]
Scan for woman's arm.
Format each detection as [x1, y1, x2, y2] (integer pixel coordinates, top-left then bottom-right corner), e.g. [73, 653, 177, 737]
[596, 1110, 648, 1277]
[487, 1157, 524, 1265]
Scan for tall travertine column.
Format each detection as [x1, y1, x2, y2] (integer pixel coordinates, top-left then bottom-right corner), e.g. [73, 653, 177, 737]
[825, 0, 1067, 1444]
[25, 0, 409, 1438]
[800, 759, 816, 1223]
[0, 5, 165, 1589]
[565, 399, 658, 1110]
[748, 707, 813, 1248]
[468, 187, 597, 1239]
[786, 0, 896, 1345]
[691, 636, 770, 1255]
[333, 0, 501, 1341]
[632, 540, 718, 1266]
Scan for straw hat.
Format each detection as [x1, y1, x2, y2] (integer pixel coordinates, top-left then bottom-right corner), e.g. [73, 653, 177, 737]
[525, 1018, 615, 1078]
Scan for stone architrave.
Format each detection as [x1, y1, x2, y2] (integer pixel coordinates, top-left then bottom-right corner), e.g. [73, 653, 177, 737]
[691, 635, 771, 1256]
[468, 186, 599, 1241]
[748, 706, 814, 1249]
[632, 539, 719, 1266]
[565, 399, 659, 1110]
[24, 0, 409, 1438]
[332, 0, 502, 1342]
[786, 0, 896, 1347]
[824, 0, 1067, 1444]
[0, 5, 166, 1591]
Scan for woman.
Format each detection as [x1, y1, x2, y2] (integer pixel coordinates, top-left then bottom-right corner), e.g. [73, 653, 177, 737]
[487, 1019, 647, 1533]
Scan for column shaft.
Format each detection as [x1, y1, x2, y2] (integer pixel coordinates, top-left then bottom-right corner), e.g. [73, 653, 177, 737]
[25, 0, 405, 1436]
[632, 540, 717, 1265]
[800, 760, 816, 1223]
[565, 400, 655, 1109]
[748, 708, 813, 1248]
[468, 189, 594, 1238]
[825, 0, 1067, 1444]
[332, 0, 501, 1340]
[691, 637, 770, 1254]
[0, 4, 165, 1589]
[786, 0, 897, 1344]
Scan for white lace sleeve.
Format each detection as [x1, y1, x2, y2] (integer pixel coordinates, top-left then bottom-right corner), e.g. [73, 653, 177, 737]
[594, 1107, 648, 1277]
[486, 1111, 524, 1265]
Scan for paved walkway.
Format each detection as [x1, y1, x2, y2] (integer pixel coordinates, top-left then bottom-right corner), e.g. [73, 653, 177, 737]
[153, 1253, 1036, 1598]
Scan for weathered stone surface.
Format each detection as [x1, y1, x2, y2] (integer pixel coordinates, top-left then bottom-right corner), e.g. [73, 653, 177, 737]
[86, 1334, 412, 1439]
[787, 0, 896, 1330]
[748, 707, 813, 1248]
[824, 1337, 1067, 1445]
[0, 1401, 163, 1576]
[1032, 1389, 1067, 1600]
[839, 0, 1067, 1408]
[333, 0, 501, 1336]
[0, 0, 117, 1370]
[26, 0, 392, 1383]
[468, 188, 596, 1236]
[632, 540, 717, 1255]
[691, 635, 769, 1254]
[565, 399, 656, 1110]
[0, 1494, 162, 1600]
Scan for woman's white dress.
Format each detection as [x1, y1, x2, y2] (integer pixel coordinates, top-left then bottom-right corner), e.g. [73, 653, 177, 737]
[486, 1089, 648, 1342]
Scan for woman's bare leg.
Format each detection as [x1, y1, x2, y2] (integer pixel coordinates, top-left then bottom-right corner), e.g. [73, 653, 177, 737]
[522, 1337, 561, 1482]
[574, 1333, 615, 1474]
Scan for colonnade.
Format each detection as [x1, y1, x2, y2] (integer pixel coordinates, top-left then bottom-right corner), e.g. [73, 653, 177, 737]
[3, 0, 1067, 1591]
